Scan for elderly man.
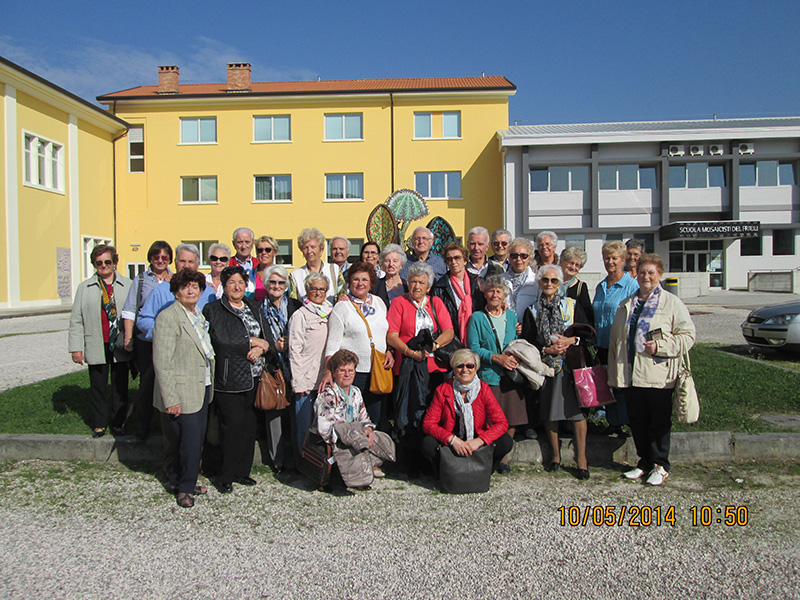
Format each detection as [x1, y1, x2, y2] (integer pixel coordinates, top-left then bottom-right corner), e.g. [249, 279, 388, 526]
[534, 230, 559, 269]
[330, 236, 351, 279]
[466, 226, 504, 282]
[229, 227, 258, 271]
[399, 226, 447, 280]
[490, 228, 512, 271]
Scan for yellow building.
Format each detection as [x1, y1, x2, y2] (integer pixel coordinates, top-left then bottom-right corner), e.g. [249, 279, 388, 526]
[98, 63, 515, 271]
[1, 56, 127, 308]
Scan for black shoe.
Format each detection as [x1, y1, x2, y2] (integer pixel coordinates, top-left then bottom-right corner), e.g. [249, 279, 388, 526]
[233, 476, 257, 486]
[545, 461, 561, 473]
[216, 481, 233, 494]
[497, 463, 511, 475]
[92, 428, 106, 438]
[577, 469, 590, 480]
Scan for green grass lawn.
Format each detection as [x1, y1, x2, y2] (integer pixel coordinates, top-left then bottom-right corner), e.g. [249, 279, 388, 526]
[0, 346, 798, 435]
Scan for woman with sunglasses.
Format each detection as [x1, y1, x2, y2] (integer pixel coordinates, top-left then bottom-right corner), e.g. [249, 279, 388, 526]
[205, 243, 231, 299]
[360, 241, 384, 279]
[521, 265, 593, 480]
[502, 237, 539, 316]
[69, 244, 133, 438]
[421, 348, 511, 480]
[253, 236, 279, 301]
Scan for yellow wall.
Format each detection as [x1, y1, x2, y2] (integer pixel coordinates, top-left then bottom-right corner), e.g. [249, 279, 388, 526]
[112, 91, 510, 272]
[0, 83, 7, 303]
[77, 119, 116, 261]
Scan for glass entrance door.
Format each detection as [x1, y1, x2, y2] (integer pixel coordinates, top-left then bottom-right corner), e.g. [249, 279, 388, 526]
[668, 240, 724, 287]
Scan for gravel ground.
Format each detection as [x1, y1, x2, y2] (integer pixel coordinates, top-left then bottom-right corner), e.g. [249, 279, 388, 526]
[1, 460, 798, 600]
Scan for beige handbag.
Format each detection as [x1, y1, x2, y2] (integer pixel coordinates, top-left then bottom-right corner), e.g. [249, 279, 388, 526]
[350, 301, 394, 395]
[672, 352, 699, 424]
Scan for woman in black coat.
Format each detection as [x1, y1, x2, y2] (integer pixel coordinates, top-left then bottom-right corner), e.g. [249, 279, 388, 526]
[430, 242, 486, 344]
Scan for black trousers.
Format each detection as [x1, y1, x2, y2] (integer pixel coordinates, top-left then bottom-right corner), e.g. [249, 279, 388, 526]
[421, 432, 514, 476]
[87, 348, 129, 430]
[626, 386, 673, 471]
[215, 379, 258, 485]
[131, 338, 155, 436]
[168, 386, 210, 494]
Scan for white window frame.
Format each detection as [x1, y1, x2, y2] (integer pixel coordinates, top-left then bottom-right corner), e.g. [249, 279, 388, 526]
[179, 117, 217, 144]
[414, 112, 433, 139]
[128, 125, 144, 173]
[182, 240, 218, 269]
[415, 171, 462, 200]
[442, 111, 461, 139]
[253, 115, 291, 143]
[127, 262, 147, 279]
[180, 176, 218, 204]
[82, 235, 113, 279]
[23, 131, 65, 194]
[253, 175, 292, 203]
[324, 173, 364, 202]
[324, 114, 363, 141]
[413, 111, 462, 140]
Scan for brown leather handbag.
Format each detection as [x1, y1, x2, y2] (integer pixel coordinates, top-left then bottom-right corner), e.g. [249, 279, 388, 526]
[350, 301, 393, 395]
[254, 365, 288, 411]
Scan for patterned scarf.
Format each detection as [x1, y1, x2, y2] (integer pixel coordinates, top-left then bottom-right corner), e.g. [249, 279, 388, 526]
[263, 295, 289, 343]
[450, 274, 472, 343]
[627, 285, 662, 353]
[506, 268, 529, 309]
[180, 303, 214, 361]
[98, 274, 118, 353]
[334, 383, 358, 423]
[453, 376, 481, 441]
[536, 294, 566, 372]
[410, 295, 435, 335]
[302, 297, 333, 319]
[348, 294, 376, 317]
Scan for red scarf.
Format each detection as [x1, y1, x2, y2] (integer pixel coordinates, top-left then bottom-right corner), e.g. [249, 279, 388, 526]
[450, 273, 472, 342]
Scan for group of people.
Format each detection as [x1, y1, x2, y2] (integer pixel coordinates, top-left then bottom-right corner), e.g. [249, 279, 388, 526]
[68, 224, 695, 505]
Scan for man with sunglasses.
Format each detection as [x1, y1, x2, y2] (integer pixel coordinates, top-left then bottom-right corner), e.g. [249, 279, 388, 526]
[230, 227, 259, 271]
[489, 228, 512, 271]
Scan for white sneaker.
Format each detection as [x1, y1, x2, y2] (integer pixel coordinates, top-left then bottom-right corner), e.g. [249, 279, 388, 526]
[646, 465, 669, 486]
[623, 467, 645, 480]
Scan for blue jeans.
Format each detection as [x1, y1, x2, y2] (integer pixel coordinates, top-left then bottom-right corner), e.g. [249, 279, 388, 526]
[294, 391, 316, 454]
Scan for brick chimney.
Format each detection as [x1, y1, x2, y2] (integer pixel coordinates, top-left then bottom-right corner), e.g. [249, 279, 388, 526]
[157, 66, 180, 94]
[227, 63, 252, 92]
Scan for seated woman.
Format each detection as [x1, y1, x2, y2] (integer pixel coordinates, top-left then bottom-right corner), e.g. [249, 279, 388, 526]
[422, 348, 512, 477]
[314, 349, 395, 489]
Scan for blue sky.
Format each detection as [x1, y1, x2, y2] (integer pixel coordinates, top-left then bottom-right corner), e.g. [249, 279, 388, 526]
[2, 1, 798, 125]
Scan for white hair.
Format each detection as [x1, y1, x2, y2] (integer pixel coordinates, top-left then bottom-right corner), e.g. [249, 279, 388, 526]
[175, 243, 200, 261]
[380, 243, 407, 266]
[232, 227, 254, 241]
[535, 231, 558, 246]
[491, 228, 511, 239]
[207, 243, 230, 260]
[468, 226, 490, 241]
[407, 262, 435, 288]
[330, 236, 351, 253]
[412, 226, 433, 240]
[536, 264, 564, 283]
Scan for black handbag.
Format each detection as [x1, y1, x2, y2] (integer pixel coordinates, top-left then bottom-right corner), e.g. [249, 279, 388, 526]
[438, 444, 493, 494]
[297, 431, 333, 487]
[430, 300, 464, 364]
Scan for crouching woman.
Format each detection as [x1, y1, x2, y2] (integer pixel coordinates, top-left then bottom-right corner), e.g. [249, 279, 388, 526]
[314, 349, 395, 489]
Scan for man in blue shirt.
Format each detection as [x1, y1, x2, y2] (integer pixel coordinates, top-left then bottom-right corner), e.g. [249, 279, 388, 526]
[399, 226, 447, 280]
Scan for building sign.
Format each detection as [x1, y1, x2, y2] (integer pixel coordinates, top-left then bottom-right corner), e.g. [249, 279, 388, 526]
[659, 221, 760, 240]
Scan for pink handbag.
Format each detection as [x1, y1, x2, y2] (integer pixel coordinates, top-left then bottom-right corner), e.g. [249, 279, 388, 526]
[572, 365, 616, 408]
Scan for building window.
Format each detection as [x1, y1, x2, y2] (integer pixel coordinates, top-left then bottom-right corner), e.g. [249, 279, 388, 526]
[276, 239, 294, 266]
[531, 166, 590, 192]
[669, 163, 725, 189]
[779, 163, 796, 185]
[564, 234, 585, 250]
[415, 171, 462, 199]
[128, 125, 144, 172]
[82, 236, 113, 278]
[739, 164, 756, 187]
[182, 240, 218, 269]
[740, 161, 793, 187]
[324, 114, 363, 140]
[127, 263, 146, 279]
[414, 111, 461, 139]
[180, 117, 216, 144]
[23, 133, 64, 193]
[740, 236, 762, 256]
[600, 165, 658, 190]
[773, 230, 795, 256]
[325, 173, 364, 201]
[253, 115, 291, 142]
[181, 176, 218, 203]
[254, 175, 292, 202]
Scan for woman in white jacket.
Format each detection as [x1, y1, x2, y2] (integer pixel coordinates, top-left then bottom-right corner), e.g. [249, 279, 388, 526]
[607, 254, 696, 486]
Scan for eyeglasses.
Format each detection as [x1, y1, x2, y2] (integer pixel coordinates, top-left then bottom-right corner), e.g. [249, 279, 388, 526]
[267, 279, 287, 286]
[362, 250, 379, 256]
[540, 277, 560, 284]
[94, 259, 113, 267]
[152, 255, 170, 262]
[209, 255, 229, 262]
[493, 241, 509, 247]
[256, 247, 274, 254]
[455, 363, 477, 370]
[412, 237, 432, 242]
[308, 287, 328, 293]
[510, 253, 529, 260]
[444, 255, 464, 262]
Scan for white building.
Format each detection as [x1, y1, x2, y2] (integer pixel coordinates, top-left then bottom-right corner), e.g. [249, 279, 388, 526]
[498, 117, 800, 292]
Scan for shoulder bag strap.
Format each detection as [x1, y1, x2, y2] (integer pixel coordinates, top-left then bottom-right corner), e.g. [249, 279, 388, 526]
[482, 309, 504, 352]
[134, 271, 146, 323]
[350, 300, 375, 349]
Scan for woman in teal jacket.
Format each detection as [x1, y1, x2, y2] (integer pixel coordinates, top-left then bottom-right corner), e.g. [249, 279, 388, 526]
[466, 275, 524, 473]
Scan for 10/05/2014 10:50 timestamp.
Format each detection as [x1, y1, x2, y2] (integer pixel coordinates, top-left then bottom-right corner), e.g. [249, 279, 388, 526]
[557, 506, 750, 527]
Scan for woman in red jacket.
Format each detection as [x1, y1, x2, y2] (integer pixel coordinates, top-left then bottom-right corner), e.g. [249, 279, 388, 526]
[422, 348, 512, 475]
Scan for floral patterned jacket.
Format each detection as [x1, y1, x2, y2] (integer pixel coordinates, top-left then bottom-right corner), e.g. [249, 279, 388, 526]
[314, 383, 373, 445]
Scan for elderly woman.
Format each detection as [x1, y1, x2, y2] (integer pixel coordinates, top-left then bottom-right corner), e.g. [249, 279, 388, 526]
[203, 266, 271, 493]
[289, 228, 345, 303]
[522, 265, 594, 480]
[321, 262, 392, 431]
[593, 240, 639, 436]
[373, 243, 407, 309]
[205, 242, 231, 299]
[421, 348, 512, 477]
[534, 231, 560, 269]
[152, 269, 214, 508]
[466, 275, 523, 473]
[69, 244, 132, 438]
[314, 349, 395, 489]
[288, 272, 332, 455]
[502, 237, 539, 316]
[609, 254, 696, 486]
[387, 262, 455, 475]
[625, 239, 646, 277]
[253, 235, 280, 301]
[559, 246, 594, 324]
[431, 242, 485, 344]
[121, 240, 172, 440]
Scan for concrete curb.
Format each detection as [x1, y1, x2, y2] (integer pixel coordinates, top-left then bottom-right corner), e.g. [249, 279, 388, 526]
[1, 432, 798, 466]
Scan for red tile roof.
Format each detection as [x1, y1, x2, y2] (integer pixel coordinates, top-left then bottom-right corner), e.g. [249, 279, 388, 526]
[98, 76, 515, 101]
